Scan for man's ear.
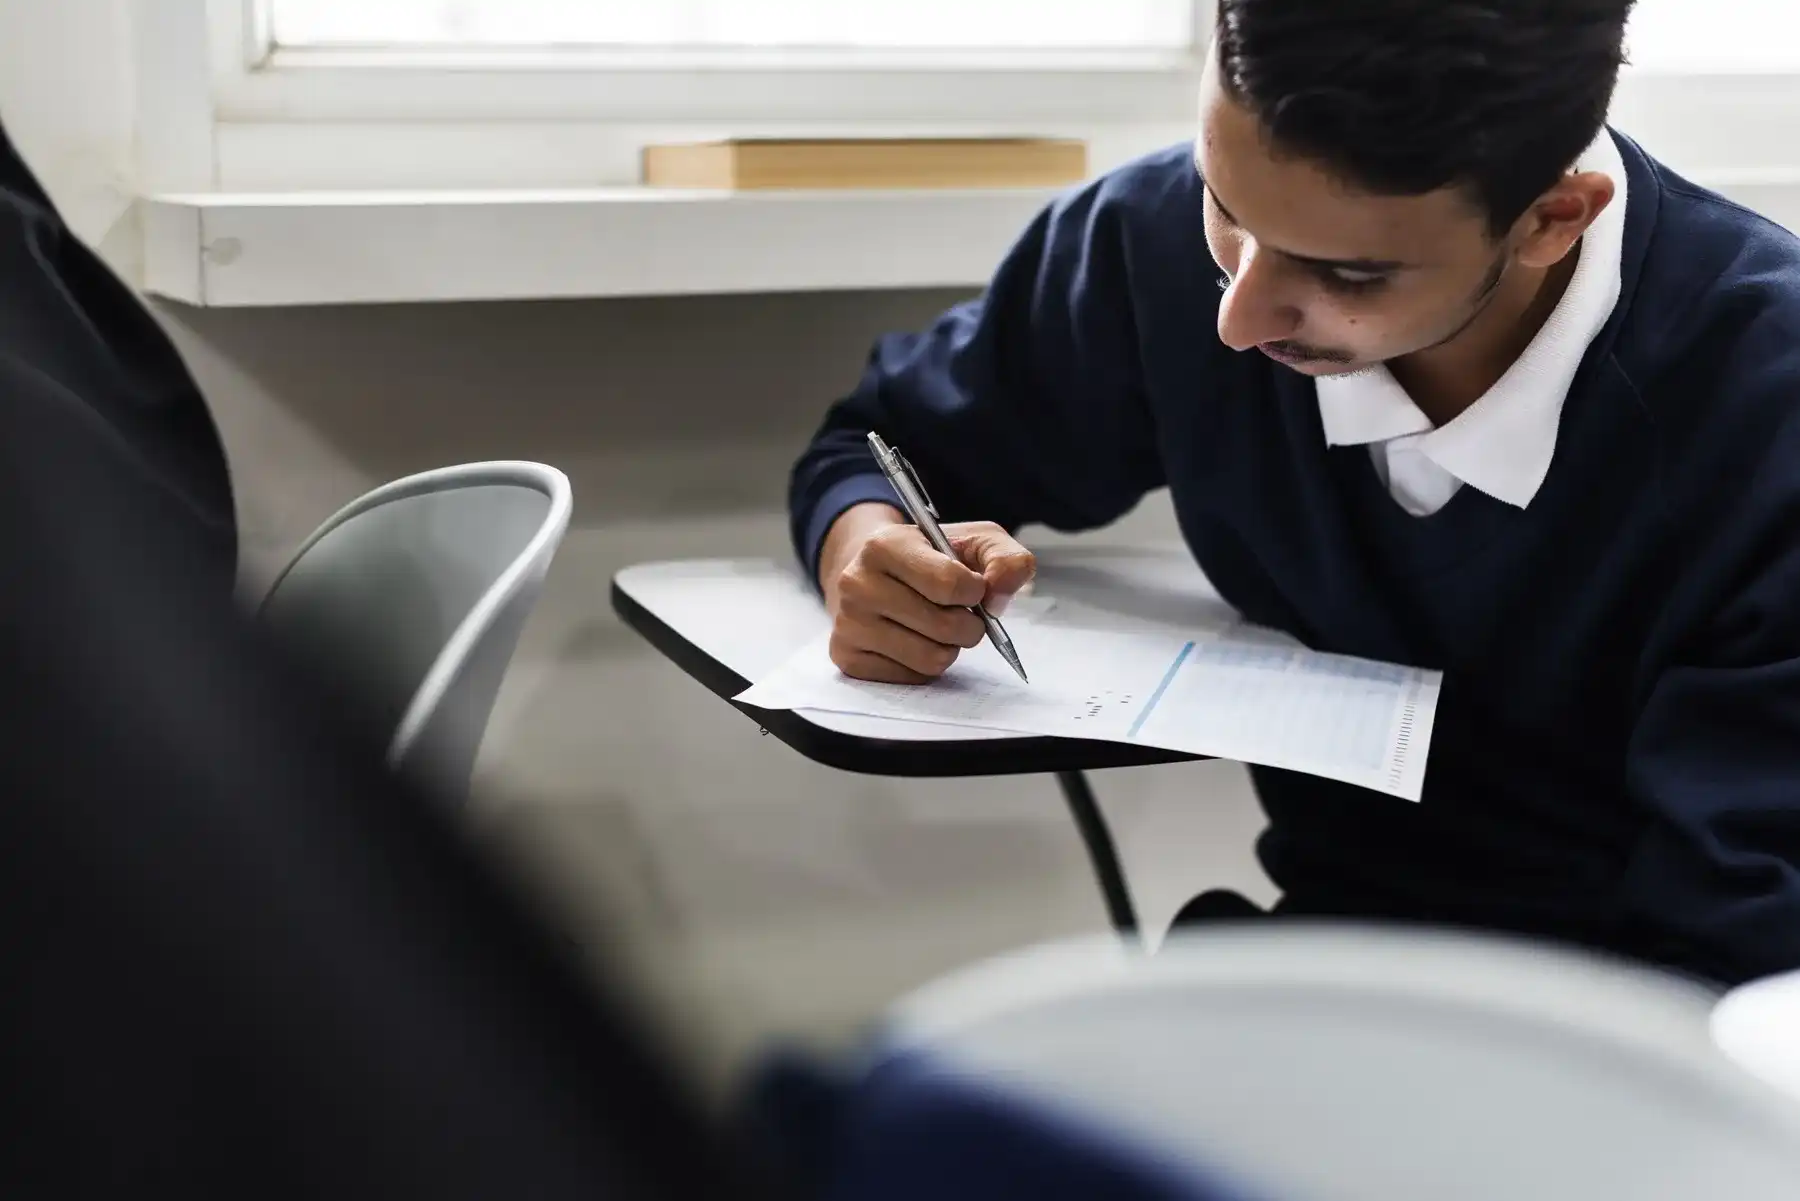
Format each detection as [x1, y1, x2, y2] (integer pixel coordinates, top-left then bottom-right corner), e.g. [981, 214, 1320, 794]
[1514, 170, 1616, 270]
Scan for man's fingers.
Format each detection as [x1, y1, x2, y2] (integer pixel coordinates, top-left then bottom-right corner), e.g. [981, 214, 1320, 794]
[831, 520, 1029, 685]
[832, 649, 932, 686]
[865, 616, 961, 677]
[839, 570, 984, 649]
[830, 619, 959, 680]
[866, 527, 987, 607]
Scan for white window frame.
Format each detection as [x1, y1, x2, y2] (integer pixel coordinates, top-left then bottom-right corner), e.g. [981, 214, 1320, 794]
[143, 0, 1212, 195]
[212, 0, 1208, 124]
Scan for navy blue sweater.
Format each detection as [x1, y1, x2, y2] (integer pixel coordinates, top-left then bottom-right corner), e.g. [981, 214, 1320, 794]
[790, 130, 1800, 986]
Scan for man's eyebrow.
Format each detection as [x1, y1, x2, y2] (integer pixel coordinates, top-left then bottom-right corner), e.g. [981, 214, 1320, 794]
[1205, 184, 1413, 273]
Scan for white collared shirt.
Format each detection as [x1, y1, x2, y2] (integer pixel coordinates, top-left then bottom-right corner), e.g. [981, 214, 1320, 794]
[1314, 131, 1629, 517]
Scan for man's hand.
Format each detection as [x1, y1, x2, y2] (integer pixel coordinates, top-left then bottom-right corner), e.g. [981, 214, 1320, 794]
[818, 503, 1036, 684]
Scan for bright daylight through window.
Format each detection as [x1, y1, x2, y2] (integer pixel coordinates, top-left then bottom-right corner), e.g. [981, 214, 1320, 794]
[265, 0, 1796, 66]
[1625, 0, 1796, 69]
[267, 0, 1195, 52]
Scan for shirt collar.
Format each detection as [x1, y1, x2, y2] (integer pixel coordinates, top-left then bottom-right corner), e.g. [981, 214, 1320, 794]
[1315, 128, 1630, 509]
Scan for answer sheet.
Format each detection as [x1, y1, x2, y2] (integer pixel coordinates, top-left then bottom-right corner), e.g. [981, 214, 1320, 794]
[736, 601, 1440, 800]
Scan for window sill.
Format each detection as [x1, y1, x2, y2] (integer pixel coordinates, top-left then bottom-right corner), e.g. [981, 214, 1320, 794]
[140, 169, 1800, 309]
[141, 185, 1071, 307]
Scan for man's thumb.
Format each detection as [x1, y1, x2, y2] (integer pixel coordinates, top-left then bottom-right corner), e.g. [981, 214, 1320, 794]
[973, 547, 1035, 612]
[950, 524, 1036, 605]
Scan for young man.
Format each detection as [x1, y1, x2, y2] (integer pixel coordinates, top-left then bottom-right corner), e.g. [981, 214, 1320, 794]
[788, 0, 1800, 986]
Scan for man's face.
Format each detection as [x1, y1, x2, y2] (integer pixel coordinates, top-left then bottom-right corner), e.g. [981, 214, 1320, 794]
[1197, 65, 1513, 377]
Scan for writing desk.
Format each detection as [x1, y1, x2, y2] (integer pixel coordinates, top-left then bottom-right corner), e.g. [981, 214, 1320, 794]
[611, 545, 1216, 939]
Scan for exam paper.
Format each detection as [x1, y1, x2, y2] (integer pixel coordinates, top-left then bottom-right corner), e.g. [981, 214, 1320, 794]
[736, 607, 1440, 800]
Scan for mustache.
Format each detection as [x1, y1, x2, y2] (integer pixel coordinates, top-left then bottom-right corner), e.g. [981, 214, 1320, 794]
[1263, 340, 1355, 364]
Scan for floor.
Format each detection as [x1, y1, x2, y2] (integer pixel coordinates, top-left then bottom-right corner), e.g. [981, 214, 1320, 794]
[466, 499, 1276, 1099]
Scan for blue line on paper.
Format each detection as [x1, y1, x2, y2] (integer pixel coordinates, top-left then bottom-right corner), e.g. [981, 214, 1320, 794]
[1127, 641, 1195, 739]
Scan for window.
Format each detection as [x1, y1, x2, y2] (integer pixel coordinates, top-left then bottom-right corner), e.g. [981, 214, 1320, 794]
[142, 0, 1800, 307]
[268, 0, 1195, 54]
[1627, 0, 1800, 71]
[203, 0, 1800, 186]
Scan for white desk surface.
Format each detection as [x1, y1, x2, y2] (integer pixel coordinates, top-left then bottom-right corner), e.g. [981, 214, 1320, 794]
[613, 543, 1224, 745]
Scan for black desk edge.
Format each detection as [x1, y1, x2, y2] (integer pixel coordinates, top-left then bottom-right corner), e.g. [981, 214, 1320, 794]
[610, 577, 1202, 780]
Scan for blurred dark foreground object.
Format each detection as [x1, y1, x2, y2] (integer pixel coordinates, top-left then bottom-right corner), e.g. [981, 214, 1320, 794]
[748, 1049, 1271, 1201]
[0, 342, 758, 1196]
[744, 928, 1800, 1201]
[0, 121, 236, 589]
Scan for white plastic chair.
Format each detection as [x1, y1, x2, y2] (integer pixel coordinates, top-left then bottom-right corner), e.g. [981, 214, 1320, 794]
[863, 926, 1800, 1201]
[1712, 969, 1800, 1104]
[260, 461, 572, 802]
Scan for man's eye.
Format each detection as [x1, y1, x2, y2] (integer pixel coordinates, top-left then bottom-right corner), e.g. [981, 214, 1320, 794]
[1322, 268, 1388, 294]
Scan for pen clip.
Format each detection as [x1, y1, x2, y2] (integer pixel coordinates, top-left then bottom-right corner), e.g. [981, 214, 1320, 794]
[895, 448, 940, 519]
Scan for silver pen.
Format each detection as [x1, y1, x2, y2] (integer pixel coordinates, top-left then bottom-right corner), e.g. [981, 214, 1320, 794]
[867, 431, 1029, 683]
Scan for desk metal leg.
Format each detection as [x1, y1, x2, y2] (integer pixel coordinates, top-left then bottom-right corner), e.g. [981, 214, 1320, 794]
[1055, 770, 1139, 937]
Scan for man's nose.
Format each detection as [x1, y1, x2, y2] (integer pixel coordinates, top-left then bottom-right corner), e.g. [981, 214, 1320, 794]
[1216, 248, 1302, 351]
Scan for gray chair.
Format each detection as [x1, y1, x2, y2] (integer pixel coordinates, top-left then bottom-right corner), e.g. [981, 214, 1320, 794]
[855, 926, 1800, 1201]
[260, 461, 572, 802]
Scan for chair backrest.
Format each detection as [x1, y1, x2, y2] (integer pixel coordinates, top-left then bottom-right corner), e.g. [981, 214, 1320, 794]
[1712, 969, 1800, 1103]
[260, 462, 572, 801]
[867, 927, 1800, 1201]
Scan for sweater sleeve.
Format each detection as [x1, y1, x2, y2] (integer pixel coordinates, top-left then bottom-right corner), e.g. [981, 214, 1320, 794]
[788, 174, 1168, 584]
[1621, 425, 1800, 985]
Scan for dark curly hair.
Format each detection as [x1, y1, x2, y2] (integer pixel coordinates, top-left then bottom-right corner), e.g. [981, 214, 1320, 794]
[1215, 1, 1637, 235]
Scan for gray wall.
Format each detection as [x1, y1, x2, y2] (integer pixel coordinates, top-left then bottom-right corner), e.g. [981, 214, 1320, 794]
[155, 291, 1273, 1094]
